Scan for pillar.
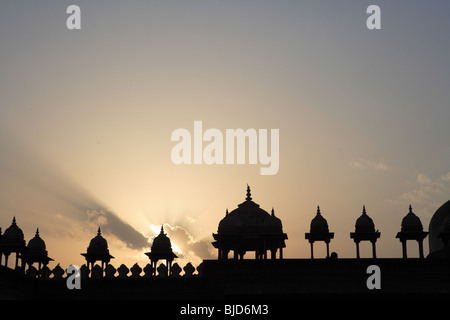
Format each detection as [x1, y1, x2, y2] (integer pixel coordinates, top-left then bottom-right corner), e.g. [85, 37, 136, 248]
[355, 241, 360, 259]
[418, 240, 424, 259]
[270, 249, 276, 260]
[325, 241, 330, 258]
[401, 240, 407, 259]
[371, 240, 377, 258]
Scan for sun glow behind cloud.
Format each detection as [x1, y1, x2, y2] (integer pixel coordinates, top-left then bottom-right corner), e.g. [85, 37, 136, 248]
[0, 1, 450, 269]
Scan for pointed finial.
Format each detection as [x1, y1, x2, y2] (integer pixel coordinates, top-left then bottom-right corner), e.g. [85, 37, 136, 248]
[362, 205, 366, 214]
[97, 226, 101, 236]
[226, 208, 229, 216]
[409, 204, 413, 213]
[246, 184, 252, 201]
[35, 228, 40, 237]
[317, 206, 321, 215]
[12, 216, 16, 225]
[160, 225, 164, 234]
[271, 207, 275, 216]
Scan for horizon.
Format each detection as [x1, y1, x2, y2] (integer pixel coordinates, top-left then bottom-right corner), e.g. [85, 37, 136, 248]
[1, 0, 450, 271]
[1, 185, 449, 271]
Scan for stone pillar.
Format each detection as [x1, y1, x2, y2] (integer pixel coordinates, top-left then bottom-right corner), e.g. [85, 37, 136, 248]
[418, 240, 424, 259]
[371, 240, 377, 258]
[401, 240, 407, 259]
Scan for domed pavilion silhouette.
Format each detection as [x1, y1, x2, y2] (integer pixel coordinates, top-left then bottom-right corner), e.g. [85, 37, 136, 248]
[22, 228, 54, 277]
[305, 206, 334, 259]
[0, 217, 26, 269]
[350, 206, 380, 258]
[145, 225, 178, 276]
[396, 205, 428, 258]
[81, 227, 114, 277]
[212, 185, 288, 260]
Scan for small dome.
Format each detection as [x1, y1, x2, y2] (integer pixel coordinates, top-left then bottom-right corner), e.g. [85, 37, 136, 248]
[151, 226, 175, 254]
[3, 217, 26, 246]
[310, 206, 329, 234]
[27, 228, 48, 257]
[355, 206, 375, 233]
[401, 205, 423, 233]
[86, 227, 110, 255]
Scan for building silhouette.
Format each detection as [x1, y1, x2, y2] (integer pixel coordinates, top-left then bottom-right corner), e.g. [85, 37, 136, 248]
[212, 185, 287, 260]
[81, 227, 114, 277]
[22, 228, 53, 278]
[1, 185, 450, 300]
[145, 225, 178, 276]
[0, 217, 26, 269]
[396, 205, 428, 258]
[305, 206, 334, 259]
[350, 206, 381, 258]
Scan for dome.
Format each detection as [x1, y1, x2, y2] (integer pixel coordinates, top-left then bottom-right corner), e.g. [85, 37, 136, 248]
[86, 227, 110, 256]
[151, 226, 175, 255]
[429, 200, 450, 254]
[145, 225, 177, 263]
[27, 228, 48, 257]
[355, 206, 375, 233]
[310, 206, 329, 234]
[217, 185, 283, 235]
[401, 205, 423, 233]
[2, 217, 26, 247]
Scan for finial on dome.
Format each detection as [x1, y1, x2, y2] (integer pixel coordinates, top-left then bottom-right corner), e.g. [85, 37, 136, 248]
[160, 225, 165, 234]
[271, 207, 275, 216]
[12, 216, 16, 225]
[97, 226, 101, 236]
[317, 206, 321, 215]
[226, 208, 229, 216]
[409, 204, 413, 213]
[362, 205, 366, 214]
[246, 184, 252, 201]
[35, 228, 39, 237]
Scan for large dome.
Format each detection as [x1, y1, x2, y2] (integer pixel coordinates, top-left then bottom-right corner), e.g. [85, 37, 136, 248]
[355, 206, 375, 233]
[217, 185, 283, 235]
[429, 200, 450, 255]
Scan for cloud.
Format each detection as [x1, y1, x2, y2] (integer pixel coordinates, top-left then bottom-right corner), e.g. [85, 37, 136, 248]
[440, 172, 450, 181]
[350, 158, 390, 171]
[417, 173, 432, 184]
[87, 209, 149, 250]
[0, 133, 149, 251]
[399, 173, 446, 204]
[387, 173, 449, 210]
[149, 223, 214, 266]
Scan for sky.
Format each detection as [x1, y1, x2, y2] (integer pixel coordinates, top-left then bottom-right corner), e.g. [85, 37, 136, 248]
[1, 0, 450, 273]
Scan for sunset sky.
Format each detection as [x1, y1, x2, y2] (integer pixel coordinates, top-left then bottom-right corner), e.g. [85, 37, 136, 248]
[1, 0, 450, 271]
